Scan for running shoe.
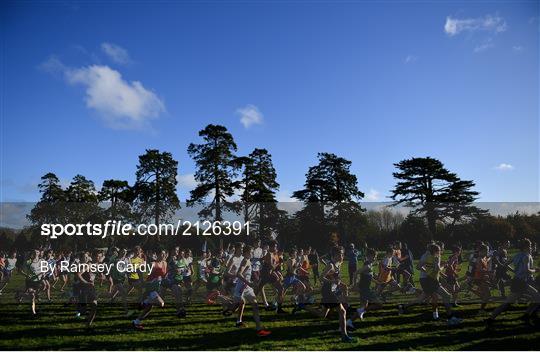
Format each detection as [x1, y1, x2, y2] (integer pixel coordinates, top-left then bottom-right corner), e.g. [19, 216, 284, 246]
[276, 308, 287, 314]
[341, 335, 356, 343]
[256, 329, 272, 337]
[235, 321, 247, 328]
[177, 309, 187, 318]
[132, 321, 144, 330]
[447, 316, 462, 326]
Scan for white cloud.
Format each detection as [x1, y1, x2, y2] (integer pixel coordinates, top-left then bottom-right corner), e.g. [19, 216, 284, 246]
[237, 104, 264, 129]
[404, 55, 418, 64]
[512, 45, 523, 52]
[495, 163, 514, 171]
[101, 42, 132, 65]
[41, 57, 165, 130]
[444, 14, 507, 36]
[474, 39, 495, 53]
[177, 174, 198, 189]
[365, 188, 381, 201]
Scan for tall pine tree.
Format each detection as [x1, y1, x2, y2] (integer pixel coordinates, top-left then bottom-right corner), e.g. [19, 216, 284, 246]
[99, 179, 134, 222]
[28, 173, 67, 226]
[187, 124, 241, 220]
[134, 149, 180, 226]
[239, 148, 282, 240]
[65, 174, 100, 224]
[293, 153, 364, 245]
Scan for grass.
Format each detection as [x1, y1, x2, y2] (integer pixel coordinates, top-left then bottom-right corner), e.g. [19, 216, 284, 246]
[0, 252, 539, 350]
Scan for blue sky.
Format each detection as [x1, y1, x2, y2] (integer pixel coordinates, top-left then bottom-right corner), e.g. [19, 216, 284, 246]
[1, 0, 539, 203]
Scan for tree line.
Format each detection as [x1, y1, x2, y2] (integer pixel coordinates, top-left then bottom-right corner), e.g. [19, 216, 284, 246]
[3, 124, 537, 253]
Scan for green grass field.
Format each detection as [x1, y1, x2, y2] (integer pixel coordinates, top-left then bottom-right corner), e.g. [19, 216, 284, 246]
[1, 253, 539, 350]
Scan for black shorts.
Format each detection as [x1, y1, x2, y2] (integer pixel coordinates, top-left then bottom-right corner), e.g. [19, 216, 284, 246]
[495, 271, 511, 281]
[128, 277, 141, 285]
[112, 277, 125, 286]
[321, 282, 339, 308]
[420, 277, 440, 295]
[359, 286, 377, 302]
[206, 281, 220, 291]
[80, 285, 97, 303]
[259, 270, 278, 286]
[223, 277, 235, 293]
[251, 270, 260, 283]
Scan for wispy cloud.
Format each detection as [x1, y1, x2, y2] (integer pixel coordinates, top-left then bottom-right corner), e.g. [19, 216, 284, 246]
[495, 163, 514, 171]
[444, 14, 507, 36]
[404, 55, 418, 64]
[237, 104, 264, 129]
[512, 45, 524, 52]
[101, 42, 132, 65]
[365, 188, 381, 201]
[40, 56, 165, 130]
[474, 39, 494, 53]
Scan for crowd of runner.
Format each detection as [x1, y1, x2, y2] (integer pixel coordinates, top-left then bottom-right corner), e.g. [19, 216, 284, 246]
[0, 237, 539, 343]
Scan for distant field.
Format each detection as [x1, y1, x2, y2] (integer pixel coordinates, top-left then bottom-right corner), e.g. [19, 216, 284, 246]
[0, 251, 539, 350]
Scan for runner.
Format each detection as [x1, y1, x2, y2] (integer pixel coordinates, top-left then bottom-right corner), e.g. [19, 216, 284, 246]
[132, 250, 168, 330]
[346, 243, 359, 286]
[18, 249, 44, 316]
[320, 246, 355, 343]
[233, 245, 272, 337]
[109, 248, 129, 316]
[492, 241, 511, 299]
[282, 247, 307, 314]
[398, 243, 462, 326]
[444, 245, 461, 306]
[258, 240, 286, 314]
[347, 248, 383, 331]
[76, 251, 98, 329]
[307, 248, 320, 287]
[0, 250, 17, 295]
[470, 244, 491, 313]
[375, 248, 402, 301]
[485, 238, 540, 330]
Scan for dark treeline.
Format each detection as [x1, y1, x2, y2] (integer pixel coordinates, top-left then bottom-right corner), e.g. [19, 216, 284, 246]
[2, 124, 539, 255]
